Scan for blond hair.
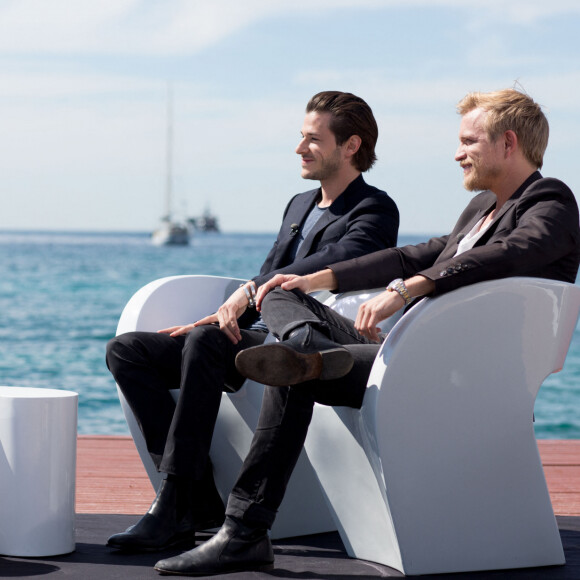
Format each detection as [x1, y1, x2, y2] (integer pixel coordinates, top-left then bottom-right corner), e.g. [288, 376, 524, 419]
[457, 89, 549, 169]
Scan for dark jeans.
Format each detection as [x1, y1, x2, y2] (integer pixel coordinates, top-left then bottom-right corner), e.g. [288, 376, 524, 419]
[106, 324, 267, 479]
[226, 288, 381, 528]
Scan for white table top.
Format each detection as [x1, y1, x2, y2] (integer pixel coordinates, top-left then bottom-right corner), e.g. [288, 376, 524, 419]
[0, 386, 78, 398]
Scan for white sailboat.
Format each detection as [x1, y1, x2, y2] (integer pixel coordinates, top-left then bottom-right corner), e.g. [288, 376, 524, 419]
[152, 85, 191, 246]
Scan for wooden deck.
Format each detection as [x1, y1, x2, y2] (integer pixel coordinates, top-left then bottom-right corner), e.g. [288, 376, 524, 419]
[76, 435, 580, 516]
[76, 435, 155, 514]
[538, 439, 580, 515]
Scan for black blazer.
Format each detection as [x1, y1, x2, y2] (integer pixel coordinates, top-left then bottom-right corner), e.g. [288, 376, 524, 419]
[331, 172, 580, 294]
[253, 174, 399, 288]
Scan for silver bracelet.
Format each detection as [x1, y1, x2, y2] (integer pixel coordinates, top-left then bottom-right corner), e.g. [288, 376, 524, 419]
[240, 282, 256, 308]
[248, 281, 257, 302]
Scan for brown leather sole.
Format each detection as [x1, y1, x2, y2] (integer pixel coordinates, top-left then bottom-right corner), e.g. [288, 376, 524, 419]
[235, 343, 353, 386]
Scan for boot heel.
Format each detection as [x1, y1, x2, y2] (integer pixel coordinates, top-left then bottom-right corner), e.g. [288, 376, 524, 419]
[319, 348, 354, 380]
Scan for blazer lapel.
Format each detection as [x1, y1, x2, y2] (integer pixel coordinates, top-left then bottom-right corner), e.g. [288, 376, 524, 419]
[443, 172, 543, 256]
[274, 189, 319, 266]
[488, 196, 516, 225]
[295, 192, 347, 260]
[442, 198, 495, 259]
[475, 171, 542, 244]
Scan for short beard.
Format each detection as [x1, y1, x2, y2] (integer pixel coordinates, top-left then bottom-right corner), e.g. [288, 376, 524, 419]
[303, 147, 342, 181]
[463, 164, 501, 192]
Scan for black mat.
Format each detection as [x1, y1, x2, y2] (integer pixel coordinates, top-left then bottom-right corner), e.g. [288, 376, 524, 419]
[1, 515, 578, 579]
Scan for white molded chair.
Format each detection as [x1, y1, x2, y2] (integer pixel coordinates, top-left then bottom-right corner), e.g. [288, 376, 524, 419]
[115, 275, 390, 539]
[304, 277, 580, 575]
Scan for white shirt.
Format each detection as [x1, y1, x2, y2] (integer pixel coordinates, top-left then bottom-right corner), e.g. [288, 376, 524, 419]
[454, 214, 497, 256]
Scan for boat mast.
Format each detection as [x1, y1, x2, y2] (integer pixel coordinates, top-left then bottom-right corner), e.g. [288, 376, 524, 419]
[164, 83, 173, 222]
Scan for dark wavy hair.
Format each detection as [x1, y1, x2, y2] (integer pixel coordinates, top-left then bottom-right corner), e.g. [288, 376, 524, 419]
[306, 91, 378, 172]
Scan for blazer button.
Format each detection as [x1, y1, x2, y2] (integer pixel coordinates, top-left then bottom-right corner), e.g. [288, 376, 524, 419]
[439, 270, 447, 277]
[446, 267, 455, 274]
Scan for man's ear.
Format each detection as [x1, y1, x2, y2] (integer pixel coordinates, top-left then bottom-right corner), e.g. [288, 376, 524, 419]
[344, 134, 362, 158]
[503, 130, 518, 158]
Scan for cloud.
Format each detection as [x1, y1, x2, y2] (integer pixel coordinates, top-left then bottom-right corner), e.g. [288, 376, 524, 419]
[293, 67, 580, 114]
[468, 0, 580, 25]
[0, 0, 253, 55]
[1, 0, 579, 56]
[0, 0, 578, 233]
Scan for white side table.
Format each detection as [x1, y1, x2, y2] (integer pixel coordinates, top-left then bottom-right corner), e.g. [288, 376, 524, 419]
[0, 386, 78, 556]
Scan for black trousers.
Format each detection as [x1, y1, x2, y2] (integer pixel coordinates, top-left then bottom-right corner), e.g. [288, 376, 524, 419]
[106, 324, 267, 479]
[226, 288, 381, 528]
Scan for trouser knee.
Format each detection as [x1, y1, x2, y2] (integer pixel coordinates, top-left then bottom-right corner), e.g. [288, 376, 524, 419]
[261, 287, 303, 310]
[105, 333, 133, 374]
[261, 288, 324, 339]
[181, 324, 228, 361]
[180, 324, 248, 392]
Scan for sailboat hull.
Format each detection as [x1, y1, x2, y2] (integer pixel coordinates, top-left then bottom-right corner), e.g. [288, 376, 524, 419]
[152, 222, 190, 246]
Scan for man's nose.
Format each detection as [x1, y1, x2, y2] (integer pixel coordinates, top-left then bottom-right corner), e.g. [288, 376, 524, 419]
[296, 138, 308, 155]
[455, 145, 466, 162]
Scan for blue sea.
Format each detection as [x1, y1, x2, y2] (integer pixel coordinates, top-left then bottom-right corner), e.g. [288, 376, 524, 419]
[1, 231, 579, 439]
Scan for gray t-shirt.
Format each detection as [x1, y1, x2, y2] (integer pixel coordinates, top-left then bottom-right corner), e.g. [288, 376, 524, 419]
[288, 204, 327, 262]
[249, 203, 327, 332]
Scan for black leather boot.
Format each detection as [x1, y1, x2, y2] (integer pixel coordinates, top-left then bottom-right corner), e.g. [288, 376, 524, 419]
[107, 468, 224, 552]
[190, 462, 226, 531]
[235, 324, 353, 386]
[154, 516, 274, 576]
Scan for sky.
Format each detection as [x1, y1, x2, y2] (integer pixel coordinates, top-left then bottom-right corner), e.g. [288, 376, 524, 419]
[0, 0, 579, 235]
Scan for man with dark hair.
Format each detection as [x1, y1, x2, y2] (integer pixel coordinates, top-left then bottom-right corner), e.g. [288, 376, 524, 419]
[105, 91, 399, 553]
[154, 88, 580, 576]
[305, 91, 378, 172]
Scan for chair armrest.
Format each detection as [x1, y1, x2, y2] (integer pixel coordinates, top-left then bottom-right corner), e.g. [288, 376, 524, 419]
[116, 275, 245, 335]
[357, 277, 580, 572]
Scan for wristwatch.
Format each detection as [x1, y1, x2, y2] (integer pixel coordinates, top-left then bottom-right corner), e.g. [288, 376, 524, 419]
[387, 278, 413, 305]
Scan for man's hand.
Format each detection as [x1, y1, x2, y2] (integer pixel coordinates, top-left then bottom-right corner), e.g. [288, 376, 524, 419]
[158, 322, 203, 337]
[158, 286, 251, 344]
[354, 275, 436, 342]
[255, 274, 307, 310]
[354, 289, 405, 342]
[255, 269, 339, 310]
